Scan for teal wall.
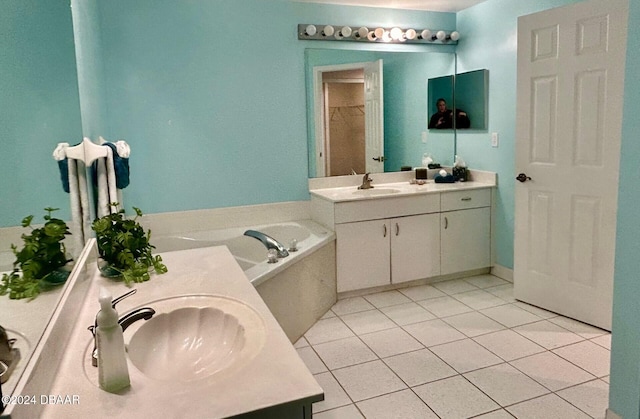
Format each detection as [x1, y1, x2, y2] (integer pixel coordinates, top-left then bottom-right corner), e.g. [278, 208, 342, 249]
[94, 0, 455, 215]
[456, 0, 583, 269]
[610, 0, 640, 417]
[0, 0, 82, 226]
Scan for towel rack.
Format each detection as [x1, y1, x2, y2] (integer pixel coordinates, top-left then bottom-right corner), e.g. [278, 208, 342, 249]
[65, 137, 108, 165]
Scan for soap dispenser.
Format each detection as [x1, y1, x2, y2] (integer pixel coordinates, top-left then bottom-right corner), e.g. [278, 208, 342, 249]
[96, 287, 130, 393]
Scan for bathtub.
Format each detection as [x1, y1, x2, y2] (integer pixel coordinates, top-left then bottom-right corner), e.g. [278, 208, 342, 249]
[152, 219, 337, 341]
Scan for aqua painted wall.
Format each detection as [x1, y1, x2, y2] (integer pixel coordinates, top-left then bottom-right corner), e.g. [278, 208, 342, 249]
[0, 0, 82, 226]
[610, 0, 640, 417]
[93, 0, 455, 215]
[456, 0, 584, 269]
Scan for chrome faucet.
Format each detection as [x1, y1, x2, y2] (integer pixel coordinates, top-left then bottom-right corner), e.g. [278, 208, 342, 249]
[358, 173, 374, 189]
[87, 289, 156, 367]
[244, 230, 289, 258]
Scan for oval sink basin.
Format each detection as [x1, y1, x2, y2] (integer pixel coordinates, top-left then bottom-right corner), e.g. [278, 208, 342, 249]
[126, 295, 265, 382]
[352, 188, 401, 196]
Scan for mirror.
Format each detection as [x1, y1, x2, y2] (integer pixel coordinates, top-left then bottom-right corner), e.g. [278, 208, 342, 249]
[305, 48, 457, 177]
[455, 69, 489, 130]
[428, 69, 489, 131]
[1, 1, 82, 399]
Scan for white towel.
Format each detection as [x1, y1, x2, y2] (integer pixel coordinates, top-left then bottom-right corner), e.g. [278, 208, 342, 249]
[96, 146, 121, 217]
[67, 158, 91, 258]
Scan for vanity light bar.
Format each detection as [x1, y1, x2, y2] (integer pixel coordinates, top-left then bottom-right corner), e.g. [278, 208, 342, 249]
[298, 24, 459, 44]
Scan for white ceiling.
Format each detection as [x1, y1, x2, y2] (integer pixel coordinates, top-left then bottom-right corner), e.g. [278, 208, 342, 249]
[293, 0, 488, 13]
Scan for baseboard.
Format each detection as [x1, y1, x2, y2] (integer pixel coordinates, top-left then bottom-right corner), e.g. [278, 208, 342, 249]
[490, 264, 513, 283]
[605, 408, 622, 419]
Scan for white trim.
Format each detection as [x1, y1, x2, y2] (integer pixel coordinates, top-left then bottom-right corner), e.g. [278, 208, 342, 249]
[312, 61, 372, 178]
[491, 264, 513, 283]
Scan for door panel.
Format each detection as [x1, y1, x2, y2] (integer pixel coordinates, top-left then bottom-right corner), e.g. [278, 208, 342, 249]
[364, 59, 384, 173]
[514, 0, 627, 330]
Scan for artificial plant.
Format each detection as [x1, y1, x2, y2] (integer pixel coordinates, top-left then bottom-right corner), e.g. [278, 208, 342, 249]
[0, 207, 72, 300]
[92, 205, 167, 285]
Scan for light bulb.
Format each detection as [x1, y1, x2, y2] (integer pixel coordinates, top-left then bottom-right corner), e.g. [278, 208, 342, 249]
[405, 29, 417, 40]
[436, 30, 446, 41]
[374, 27, 385, 39]
[449, 31, 460, 41]
[340, 26, 352, 38]
[390, 27, 403, 40]
[382, 30, 392, 42]
[322, 25, 334, 37]
[419, 29, 431, 40]
[305, 25, 317, 36]
[367, 30, 377, 41]
[355, 27, 368, 39]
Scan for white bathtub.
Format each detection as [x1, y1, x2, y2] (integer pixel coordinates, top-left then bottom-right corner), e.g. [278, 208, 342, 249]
[152, 219, 334, 287]
[152, 219, 337, 341]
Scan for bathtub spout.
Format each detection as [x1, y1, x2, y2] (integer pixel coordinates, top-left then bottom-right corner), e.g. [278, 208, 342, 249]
[244, 230, 289, 258]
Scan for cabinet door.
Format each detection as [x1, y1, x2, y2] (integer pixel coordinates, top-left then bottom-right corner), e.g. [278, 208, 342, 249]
[335, 220, 390, 293]
[441, 207, 491, 275]
[391, 214, 441, 284]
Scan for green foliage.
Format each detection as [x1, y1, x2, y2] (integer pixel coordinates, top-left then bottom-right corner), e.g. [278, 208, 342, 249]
[92, 205, 167, 286]
[0, 208, 72, 300]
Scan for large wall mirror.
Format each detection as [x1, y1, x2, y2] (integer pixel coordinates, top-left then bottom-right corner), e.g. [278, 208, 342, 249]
[305, 48, 457, 178]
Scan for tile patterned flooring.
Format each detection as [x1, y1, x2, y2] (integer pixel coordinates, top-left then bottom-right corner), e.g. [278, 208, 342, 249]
[295, 274, 611, 419]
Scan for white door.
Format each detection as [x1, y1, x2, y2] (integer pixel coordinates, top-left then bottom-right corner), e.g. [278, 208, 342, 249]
[514, 0, 628, 330]
[364, 59, 384, 173]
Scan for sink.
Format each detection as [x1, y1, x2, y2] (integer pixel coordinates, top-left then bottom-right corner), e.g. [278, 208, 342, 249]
[84, 295, 266, 384]
[352, 188, 401, 196]
[127, 295, 266, 382]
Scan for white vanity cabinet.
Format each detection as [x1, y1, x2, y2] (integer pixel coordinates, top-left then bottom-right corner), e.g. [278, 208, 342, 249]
[336, 213, 441, 293]
[310, 178, 495, 295]
[440, 189, 492, 275]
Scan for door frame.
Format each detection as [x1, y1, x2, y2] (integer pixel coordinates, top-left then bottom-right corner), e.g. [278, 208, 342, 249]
[312, 62, 371, 177]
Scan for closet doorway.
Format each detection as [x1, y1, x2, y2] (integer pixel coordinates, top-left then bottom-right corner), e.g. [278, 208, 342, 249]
[312, 60, 384, 177]
[323, 69, 365, 176]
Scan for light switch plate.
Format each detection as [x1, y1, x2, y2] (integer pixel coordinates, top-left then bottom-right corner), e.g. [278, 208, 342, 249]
[491, 132, 499, 147]
[421, 131, 428, 143]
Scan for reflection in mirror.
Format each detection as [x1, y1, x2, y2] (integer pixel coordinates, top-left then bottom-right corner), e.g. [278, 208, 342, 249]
[455, 69, 489, 130]
[428, 69, 489, 131]
[1, 0, 82, 400]
[306, 49, 456, 177]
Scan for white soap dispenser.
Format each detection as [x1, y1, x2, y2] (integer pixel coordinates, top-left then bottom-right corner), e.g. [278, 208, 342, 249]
[96, 287, 130, 393]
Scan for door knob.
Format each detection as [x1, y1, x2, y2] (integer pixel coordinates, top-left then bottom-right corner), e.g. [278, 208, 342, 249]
[516, 173, 532, 183]
[372, 156, 385, 162]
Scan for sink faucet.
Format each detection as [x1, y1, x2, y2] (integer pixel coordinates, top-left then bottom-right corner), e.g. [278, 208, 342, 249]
[88, 290, 156, 367]
[244, 230, 289, 258]
[358, 173, 374, 190]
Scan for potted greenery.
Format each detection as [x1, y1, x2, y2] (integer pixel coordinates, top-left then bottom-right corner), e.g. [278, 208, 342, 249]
[0, 207, 73, 300]
[92, 205, 167, 285]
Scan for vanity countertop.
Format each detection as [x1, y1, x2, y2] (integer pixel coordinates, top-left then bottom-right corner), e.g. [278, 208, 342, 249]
[310, 179, 496, 203]
[39, 246, 323, 418]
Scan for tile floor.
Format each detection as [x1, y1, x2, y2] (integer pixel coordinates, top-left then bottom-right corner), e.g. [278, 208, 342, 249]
[295, 274, 611, 419]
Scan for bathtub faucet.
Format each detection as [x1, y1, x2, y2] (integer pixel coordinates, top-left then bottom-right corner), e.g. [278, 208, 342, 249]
[244, 230, 289, 258]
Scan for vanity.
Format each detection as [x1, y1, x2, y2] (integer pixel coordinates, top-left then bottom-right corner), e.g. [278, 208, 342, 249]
[310, 170, 496, 294]
[4, 242, 323, 419]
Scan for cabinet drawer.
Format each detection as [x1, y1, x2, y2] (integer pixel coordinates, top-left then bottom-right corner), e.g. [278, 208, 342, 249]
[335, 194, 441, 224]
[441, 188, 491, 211]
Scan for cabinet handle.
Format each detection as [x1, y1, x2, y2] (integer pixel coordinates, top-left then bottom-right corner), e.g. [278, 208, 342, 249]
[461, 197, 472, 201]
[383, 224, 387, 237]
[395, 223, 400, 236]
[444, 216, 448, 229]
